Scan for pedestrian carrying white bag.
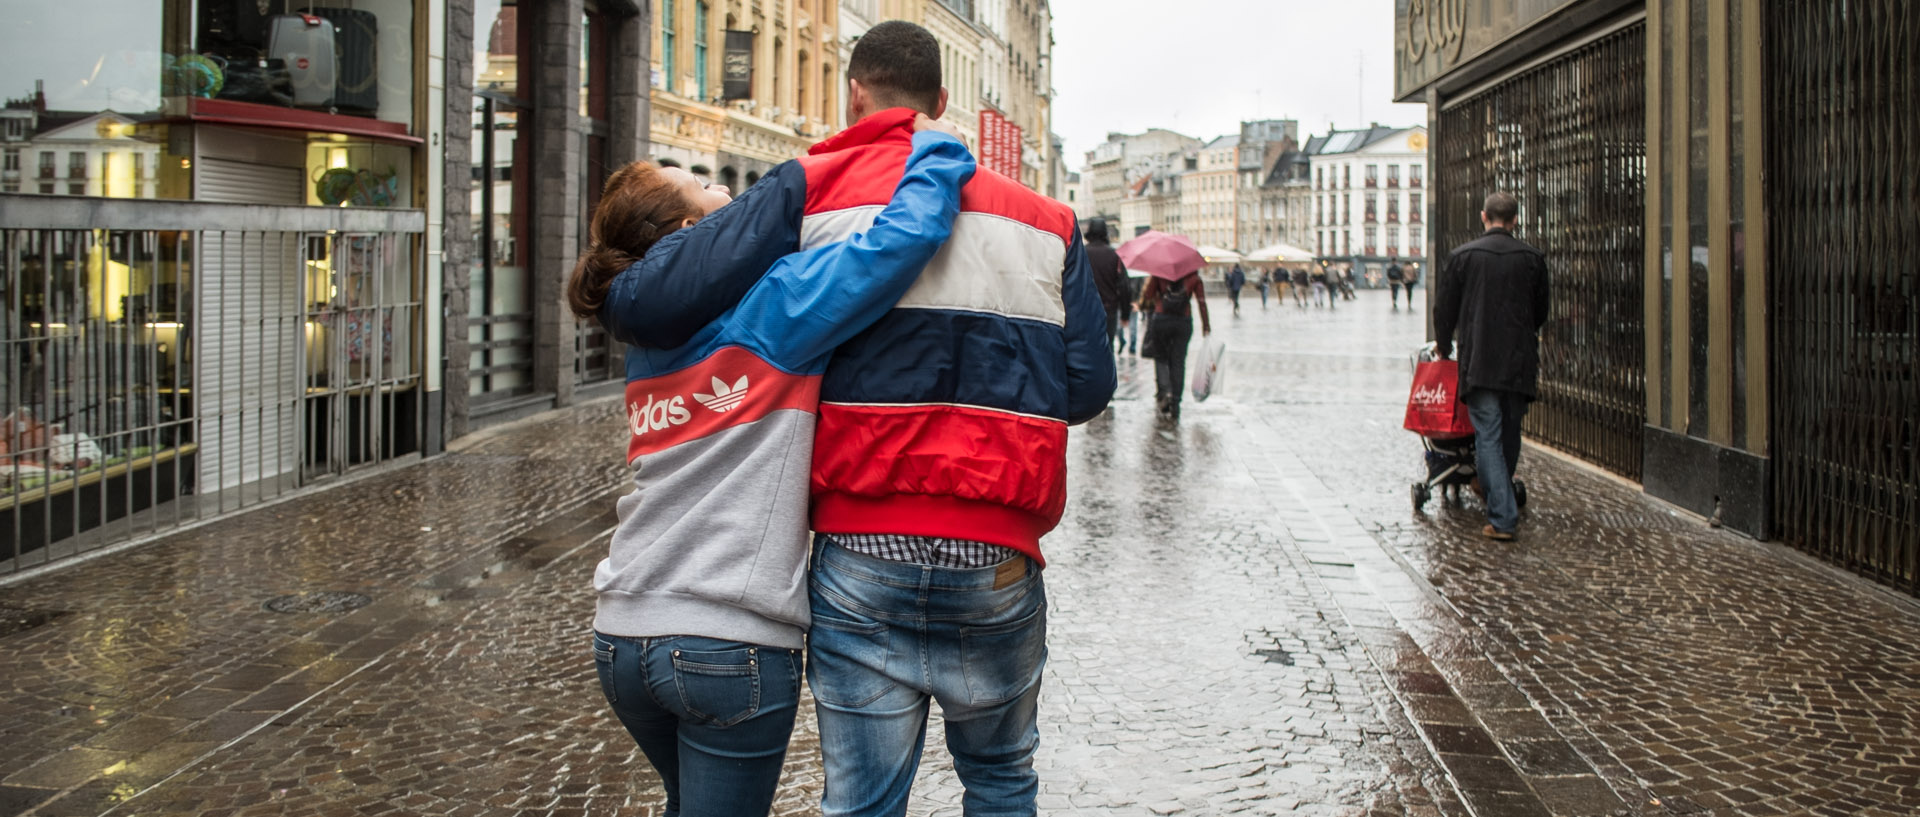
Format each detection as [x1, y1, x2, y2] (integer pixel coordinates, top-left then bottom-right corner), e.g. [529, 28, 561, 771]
[1190, 335, 1226, 401]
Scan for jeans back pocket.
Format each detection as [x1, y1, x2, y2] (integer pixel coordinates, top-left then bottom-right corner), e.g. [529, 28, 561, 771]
[671, 646, 763, 727]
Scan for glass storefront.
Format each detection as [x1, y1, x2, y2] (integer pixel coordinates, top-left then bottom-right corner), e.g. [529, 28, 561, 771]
[3, 0, 427, 568]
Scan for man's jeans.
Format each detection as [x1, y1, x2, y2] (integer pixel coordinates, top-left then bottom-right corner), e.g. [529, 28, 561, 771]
[592, 633, 803, 817]
[1462, 387, 1529, 533]
[808, 538, 1047, 817]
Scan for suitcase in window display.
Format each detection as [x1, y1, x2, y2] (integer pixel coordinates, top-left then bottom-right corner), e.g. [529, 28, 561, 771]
[302, 7, 377, 115]
[267, 13, 338, 109]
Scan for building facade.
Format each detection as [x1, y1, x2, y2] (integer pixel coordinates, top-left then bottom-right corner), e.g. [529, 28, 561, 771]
[1308, 125, 1428, 282]
[1398, 0, 1920, 595]
[1081, 128, 1203, 233]
[1181, 135, 1239, 251]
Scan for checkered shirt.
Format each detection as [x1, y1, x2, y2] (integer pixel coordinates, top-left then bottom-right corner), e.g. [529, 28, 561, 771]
[828, 534, 1018, 569]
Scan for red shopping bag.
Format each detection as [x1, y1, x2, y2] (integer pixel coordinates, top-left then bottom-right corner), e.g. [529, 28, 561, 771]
[1403, 359, 1475, 437]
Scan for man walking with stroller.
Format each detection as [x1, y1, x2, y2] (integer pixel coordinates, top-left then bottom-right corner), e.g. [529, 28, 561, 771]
[1433, 192, 1551, 541]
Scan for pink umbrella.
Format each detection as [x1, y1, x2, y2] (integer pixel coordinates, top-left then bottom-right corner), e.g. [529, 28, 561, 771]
[1116, 231, 1205, 281]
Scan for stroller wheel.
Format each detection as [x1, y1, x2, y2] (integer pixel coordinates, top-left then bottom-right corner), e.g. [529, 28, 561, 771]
[1412, 483, 1431, 512]
[1514, 480, 1529, 508]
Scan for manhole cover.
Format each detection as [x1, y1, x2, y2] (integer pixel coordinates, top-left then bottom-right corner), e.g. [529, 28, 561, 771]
[263, 591, 372, 614]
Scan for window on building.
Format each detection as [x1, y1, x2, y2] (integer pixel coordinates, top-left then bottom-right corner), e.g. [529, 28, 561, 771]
[1388, 195, 1400, 222]
[1342, 193, 1350, 224]
[662, 0, 676, 91]
[1410, 192, 1423, 222]
[3, 119, 21, 140]
[2, 182, 16, 193]
[1365, 195, 1377, 222]
[1410, 164, 1424, 187]
[2, 149, 16, 171]
[1365, 165, 1378, 187]
[39, 151, 53, 178]
[132, 152, 144, 179]
[1411, 224, 1425, 255]
[39, 182, 54, 194]
[694, 2, 709, 101]
[1342, 166, 1350, 188]
[68, 152, 86, 179]
[1315, 168, 1322, 189]
[1387, 164, 1400, 187]
[68, 182, 85, 195]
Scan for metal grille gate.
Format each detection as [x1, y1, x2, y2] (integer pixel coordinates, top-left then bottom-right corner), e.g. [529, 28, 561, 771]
[1767, 1, 1920, 594]
[1436, 23, 1649, 479]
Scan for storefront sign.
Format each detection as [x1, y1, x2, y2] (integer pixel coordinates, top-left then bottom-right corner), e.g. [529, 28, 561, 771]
[1395, 0, 1586, 100]
[723, 30, 754, 100]
[977, 109, 1023, 182]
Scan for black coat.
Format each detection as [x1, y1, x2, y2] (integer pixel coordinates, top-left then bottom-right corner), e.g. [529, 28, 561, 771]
[1433, 228, 1551, 399]
[1086, 240, 1130, 314]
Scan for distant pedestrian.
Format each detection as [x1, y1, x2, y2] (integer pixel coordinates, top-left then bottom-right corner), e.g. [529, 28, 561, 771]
[1339, 266, 1357, 301]
[1291, 267, 1310, 307]
[1139, 270, 1212, 421]
[1124, 275, 1143, 353]
[1309, 266, 1329, 307]
[1085, 218, 1131, 354]
[1386, 257, 1407, 309]
[1433, 191, 1551, 542]
[1256, 268, 1270, 308]
[1226, 264, 1246, 315]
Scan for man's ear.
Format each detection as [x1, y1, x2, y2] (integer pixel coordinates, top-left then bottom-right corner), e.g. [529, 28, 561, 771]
[847, 78, 869, 122]
[933, 87, 948, 120]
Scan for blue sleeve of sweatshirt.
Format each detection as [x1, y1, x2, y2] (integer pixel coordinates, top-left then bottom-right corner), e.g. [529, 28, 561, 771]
[1061, 232, 1119, 424]
[733, 132, 975, 369]
[598, 159, 808, 349]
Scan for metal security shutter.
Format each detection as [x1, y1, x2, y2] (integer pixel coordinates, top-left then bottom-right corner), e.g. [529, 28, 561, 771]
[196, 159, 304, 205]
[194, 231, 304, 503]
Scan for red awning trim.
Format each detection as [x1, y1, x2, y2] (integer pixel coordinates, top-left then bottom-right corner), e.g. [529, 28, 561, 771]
[187, 98, 423, 145]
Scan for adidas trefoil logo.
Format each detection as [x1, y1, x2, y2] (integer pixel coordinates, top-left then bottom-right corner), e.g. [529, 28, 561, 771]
[694, 375, 750, 413]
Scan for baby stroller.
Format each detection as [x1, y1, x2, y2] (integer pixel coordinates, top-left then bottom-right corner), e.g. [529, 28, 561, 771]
[1407, 345, 1527, 512]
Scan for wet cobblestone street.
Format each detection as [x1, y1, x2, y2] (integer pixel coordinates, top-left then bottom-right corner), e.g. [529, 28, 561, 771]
[3, 291, 1918, 816]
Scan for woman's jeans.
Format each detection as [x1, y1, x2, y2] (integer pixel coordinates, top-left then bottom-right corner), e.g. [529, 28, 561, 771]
[592, 632, 803, 817]
[1461, 387, 1529, 533]
[807, 538, 1048, 817]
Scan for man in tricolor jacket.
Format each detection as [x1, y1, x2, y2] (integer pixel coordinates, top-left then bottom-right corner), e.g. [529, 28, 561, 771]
[600, 20, 1114, 816]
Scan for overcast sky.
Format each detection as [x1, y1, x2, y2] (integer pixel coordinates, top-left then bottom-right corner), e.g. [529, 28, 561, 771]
[1049, 0, 1429, 167]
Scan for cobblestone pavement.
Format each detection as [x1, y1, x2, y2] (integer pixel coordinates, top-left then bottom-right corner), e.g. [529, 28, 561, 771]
[1, 290, 1917, 817]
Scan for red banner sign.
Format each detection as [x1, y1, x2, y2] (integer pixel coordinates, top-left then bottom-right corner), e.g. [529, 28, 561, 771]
[978, 109, 1024, 183]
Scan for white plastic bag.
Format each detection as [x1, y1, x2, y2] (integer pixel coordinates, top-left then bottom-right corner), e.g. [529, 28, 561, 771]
[50, 432, 102, 469]
[1190, 335, 1226, 402]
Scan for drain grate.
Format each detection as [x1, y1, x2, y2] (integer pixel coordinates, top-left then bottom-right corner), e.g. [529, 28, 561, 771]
[263, 591, 372, 614]
[0, 605, 69, 639]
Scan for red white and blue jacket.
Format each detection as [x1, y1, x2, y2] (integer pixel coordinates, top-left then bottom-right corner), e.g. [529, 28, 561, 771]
[603, 108, 1116, 565]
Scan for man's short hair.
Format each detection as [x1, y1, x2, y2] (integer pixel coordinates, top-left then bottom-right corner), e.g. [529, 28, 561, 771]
[848, 21, 942, 113]
[1484, 192, 1519, 223]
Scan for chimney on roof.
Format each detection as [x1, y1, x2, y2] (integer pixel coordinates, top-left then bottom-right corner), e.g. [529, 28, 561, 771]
[34, 79, 45, 113]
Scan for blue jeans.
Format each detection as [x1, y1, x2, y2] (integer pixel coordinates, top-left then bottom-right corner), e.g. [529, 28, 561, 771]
[1462, 387, 1529, 533]
[807, 539, 1047, 817]
[592, 633, 803, 817]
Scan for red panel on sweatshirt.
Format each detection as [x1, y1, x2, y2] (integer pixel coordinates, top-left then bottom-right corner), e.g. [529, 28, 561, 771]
[626, 347, 822, 461]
